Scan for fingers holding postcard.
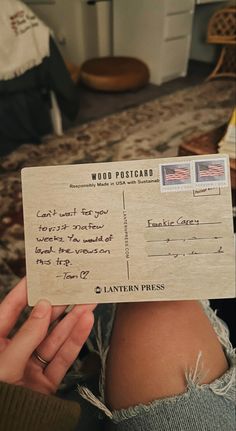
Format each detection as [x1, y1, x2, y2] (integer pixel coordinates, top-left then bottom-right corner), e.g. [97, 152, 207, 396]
[21, 155, 235, 305]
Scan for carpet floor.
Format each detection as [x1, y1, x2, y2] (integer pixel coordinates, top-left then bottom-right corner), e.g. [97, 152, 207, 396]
[0, 79, 235, 296]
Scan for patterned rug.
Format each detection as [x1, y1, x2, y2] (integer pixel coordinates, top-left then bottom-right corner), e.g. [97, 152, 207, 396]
[0, 79, 235, 298]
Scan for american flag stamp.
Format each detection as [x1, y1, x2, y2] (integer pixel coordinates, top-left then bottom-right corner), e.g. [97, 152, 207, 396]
[160, 162, 192, 192]
[194, 158, 227, 188]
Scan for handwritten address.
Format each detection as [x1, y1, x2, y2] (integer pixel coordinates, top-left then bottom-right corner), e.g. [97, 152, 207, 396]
[145, 216, 224, 258]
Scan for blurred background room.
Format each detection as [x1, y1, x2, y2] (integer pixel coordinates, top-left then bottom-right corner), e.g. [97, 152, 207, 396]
[0, 0, 235, 410]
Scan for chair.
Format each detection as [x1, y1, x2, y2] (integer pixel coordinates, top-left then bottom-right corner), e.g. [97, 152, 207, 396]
[50, 91, 63, 136]
[207, 7, 236, 81]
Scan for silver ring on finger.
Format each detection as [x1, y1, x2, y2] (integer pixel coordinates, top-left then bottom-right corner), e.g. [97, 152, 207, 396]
[33, 350, 50, 367]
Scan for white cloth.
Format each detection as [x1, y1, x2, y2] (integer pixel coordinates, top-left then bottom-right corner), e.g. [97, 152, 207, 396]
[0, 0, 50, 80]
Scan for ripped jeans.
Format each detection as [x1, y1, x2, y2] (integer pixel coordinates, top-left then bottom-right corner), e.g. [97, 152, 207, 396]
[78, 301, 236, 431]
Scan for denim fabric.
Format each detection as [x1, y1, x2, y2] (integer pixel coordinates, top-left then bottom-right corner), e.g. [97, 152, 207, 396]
[78, 301, 236, 431]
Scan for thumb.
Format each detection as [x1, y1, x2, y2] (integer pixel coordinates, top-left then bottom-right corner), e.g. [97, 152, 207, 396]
[2, 300, 52, 372]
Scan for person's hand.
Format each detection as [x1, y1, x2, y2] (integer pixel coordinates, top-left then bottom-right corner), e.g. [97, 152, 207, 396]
[0, 278, 95, 395]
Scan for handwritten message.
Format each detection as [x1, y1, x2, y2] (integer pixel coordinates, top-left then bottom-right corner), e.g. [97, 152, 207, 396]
[34, 207, 113, 280]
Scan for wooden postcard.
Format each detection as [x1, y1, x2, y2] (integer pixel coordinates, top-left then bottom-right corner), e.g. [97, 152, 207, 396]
[21, 154, 235, 305]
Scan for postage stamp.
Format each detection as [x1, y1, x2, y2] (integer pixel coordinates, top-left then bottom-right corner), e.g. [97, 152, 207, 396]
[194, 158, 228, 188]
[159, 162, 192, 192]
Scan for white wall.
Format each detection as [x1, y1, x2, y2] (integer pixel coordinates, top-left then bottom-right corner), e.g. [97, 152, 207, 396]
[26, 0, 111, 64]
[27, 0, 228, 66]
